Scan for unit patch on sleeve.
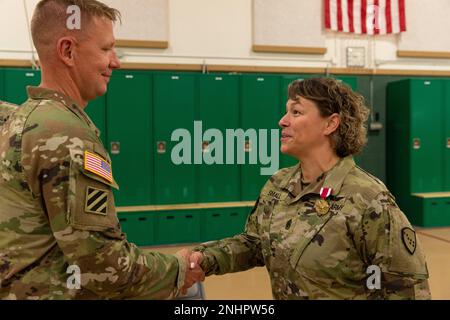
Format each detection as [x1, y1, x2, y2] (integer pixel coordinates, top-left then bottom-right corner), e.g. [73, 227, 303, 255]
[85, 186, 108, 215]
[401, 227, 416, 255]
[84, 150, 113, 183]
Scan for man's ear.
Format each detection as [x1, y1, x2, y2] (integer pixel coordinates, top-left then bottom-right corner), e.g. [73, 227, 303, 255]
[324, 113, 340, 136]
[56, 37, 76, 67]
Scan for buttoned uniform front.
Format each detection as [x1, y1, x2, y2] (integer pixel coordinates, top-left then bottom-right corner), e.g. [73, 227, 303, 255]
[0, 87, 186, 300]
[195, 156, 431, 299]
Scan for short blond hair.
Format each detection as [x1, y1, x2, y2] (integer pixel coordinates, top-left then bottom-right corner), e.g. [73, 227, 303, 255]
[31, 0, 121, 54]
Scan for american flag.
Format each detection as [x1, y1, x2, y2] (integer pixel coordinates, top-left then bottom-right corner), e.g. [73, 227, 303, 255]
[84, 151, 113, 183]
[324, 0, 406, 35]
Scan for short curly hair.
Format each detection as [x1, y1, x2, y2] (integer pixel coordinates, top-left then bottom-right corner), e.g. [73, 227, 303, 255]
[288, 77, 370, 157]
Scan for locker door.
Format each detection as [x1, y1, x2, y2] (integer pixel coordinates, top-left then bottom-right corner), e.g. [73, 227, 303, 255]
[335, 76, 358, 91]
[444, 80, 450, 190]
[154, 73, 196, 204]
[279, 75, 306, 169]
[107, 71, 153, 206]
[410, 79, 443, 193]
[198, 74, 240, 202]
[0, 69, 4, 99]
[4, 69, 41, 104]
[241, 75, 280, 200]
[85, 95, 106, 145]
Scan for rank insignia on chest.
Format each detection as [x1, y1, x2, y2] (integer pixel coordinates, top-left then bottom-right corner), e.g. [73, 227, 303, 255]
[84, 150, 113, 183]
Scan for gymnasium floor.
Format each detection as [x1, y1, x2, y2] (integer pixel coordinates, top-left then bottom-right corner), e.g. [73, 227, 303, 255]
[149, 227, 450, 300]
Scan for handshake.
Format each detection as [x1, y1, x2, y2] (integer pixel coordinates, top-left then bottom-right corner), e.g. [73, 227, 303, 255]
[176, 249, 206, 295]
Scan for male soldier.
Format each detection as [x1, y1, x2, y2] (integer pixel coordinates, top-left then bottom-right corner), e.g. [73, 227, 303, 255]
[0, 0, 203, 299]
[0, 100, 18, 127]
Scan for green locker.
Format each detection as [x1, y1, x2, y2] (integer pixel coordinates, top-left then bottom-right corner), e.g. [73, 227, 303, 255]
[153, 73, 196, 204]
[107, 71, 153, 206]
[410, 80, 442, 192]
[3, 68, 41, 104]
[240, 75, 281, 201]
[410, 196, 450, 227]
[0, 69, 4, 99]
[387, 79, 443, 195]
[202, 207, 248, 241]
[85, 95, 106, 145]
[387, 79, 449, 226]
[334, 76, 358, 91]
[198, 74, 240, 202]
[155, 210, 202, 245]
[444, 80, 450, 190]
[118, 212, 155, 246]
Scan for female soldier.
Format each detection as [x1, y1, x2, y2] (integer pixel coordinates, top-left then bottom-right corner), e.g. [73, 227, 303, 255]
[192, 77, 431, 299]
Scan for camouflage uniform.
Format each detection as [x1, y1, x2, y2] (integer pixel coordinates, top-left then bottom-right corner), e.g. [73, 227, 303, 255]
[0, 100, 18, 127]
[0, 87, 186, 300]
[195, 157, 431, 299]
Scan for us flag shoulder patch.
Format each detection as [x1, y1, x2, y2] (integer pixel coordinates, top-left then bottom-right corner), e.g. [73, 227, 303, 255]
[85, 186, 108, 215]
[84, 150, 113, 183]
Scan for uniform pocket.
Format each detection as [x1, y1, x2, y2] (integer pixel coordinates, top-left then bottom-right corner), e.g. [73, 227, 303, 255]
[288, 197, 347, 270]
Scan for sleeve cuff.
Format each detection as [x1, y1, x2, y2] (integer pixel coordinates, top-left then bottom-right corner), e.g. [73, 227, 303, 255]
[174, 253, 187, 290]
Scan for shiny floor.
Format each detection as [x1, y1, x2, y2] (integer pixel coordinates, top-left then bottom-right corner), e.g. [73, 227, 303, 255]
[148, 227, 450, 300]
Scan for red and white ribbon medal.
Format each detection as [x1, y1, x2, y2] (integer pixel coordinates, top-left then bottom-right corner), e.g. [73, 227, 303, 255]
[315, 187, 333, 216]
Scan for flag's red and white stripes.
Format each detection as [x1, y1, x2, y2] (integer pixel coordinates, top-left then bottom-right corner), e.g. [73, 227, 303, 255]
[325, 0, 406, 35]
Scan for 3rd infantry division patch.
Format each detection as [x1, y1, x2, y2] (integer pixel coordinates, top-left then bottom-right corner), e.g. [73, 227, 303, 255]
[85, 186, 108, 215]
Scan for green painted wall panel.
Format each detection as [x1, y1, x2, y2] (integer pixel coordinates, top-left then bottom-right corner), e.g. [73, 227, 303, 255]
[107, 71, 153, 206]
[240, 75, 281, 201]
[153, 73, 196, 204]
[3, 68, 41, 104]
[198, 74, 240, 202]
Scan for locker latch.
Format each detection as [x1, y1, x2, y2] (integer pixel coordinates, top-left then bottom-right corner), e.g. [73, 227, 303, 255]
[413, 138, 421, 150]
[447, 138, 450, 149]
[111, 142, 120, 155]
[157, 141, 167, 154]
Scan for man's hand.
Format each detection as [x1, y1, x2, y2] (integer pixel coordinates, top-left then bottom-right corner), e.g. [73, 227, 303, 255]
[176, 249, 205, 295]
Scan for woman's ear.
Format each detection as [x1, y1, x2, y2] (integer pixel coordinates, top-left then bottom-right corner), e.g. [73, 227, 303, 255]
[56, 37, 76, 67]
[324, 113, 340, 136]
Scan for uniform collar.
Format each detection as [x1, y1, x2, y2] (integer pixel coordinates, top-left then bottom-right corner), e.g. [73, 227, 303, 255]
[26, 86, 101, 137]
[281, 156, 356, 200]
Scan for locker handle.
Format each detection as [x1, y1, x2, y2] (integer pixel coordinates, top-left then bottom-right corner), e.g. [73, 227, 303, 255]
[25, 73, 35, 77]
[119, 218, 127, 222]
[185, 215, 193, 219]
[125, 75, 134, 79]
[215, 77, 223, 81]
[166, 216, 175, 220]
[212, 213, 220, 218]
[257, 77, 264, 82]
[230, 212, 238, 216]
[431, 202, 438, 206]
[138, 217, 147, 221]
